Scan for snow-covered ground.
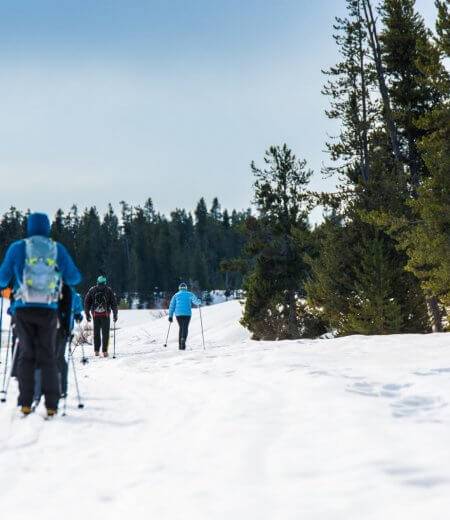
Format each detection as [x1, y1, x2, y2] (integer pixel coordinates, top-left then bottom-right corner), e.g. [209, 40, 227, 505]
[0, 300, 450, 520]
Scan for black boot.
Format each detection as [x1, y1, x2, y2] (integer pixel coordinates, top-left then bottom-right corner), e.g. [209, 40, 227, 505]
[180, 338, 186, 350]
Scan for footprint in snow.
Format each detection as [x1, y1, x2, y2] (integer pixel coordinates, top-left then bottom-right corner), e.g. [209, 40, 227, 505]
[286, 363, 310, 373]
[414, 367, 450, 377]
[346, 381, 380, 397]
[380, 383, 412, 398]
[346, 381, 412, 399]
[391, 395, 447, 419]
[403, 476, 449, 488]
[383, 466, 448, 489]
[342, 374, 365, 381]
[308, 370, 330, 377]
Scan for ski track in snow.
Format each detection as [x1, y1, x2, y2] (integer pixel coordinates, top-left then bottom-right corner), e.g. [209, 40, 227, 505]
[1, 301, 450, 520]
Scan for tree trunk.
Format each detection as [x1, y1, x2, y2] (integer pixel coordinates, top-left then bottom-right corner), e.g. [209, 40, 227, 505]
[357, 0, 370, 182]
[287, 289, 299, 339]
[361, 0, 405, 165]
[426, 295, 444, 332]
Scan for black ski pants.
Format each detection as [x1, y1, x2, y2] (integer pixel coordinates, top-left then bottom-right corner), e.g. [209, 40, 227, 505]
[176, 315, 191, 350]
[33, 328, 69, 403]
[15, 308, 59, 410]
[94, 315, 110, 353]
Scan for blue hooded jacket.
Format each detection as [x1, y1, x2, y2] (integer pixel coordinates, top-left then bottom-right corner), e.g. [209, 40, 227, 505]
[0, 213, 82, 310]
[69, 290, 84, 332]
[169, 288, 202, 318]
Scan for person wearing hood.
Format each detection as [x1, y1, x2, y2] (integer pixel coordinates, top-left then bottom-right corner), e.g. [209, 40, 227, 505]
[0, 212, 81, 417]
[84, 276, 118, 357]
[168, 283, 202, 350]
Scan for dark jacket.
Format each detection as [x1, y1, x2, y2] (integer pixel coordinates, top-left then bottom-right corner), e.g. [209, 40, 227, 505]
[84, 284, 118, 320]
[59, 284, 84, 336]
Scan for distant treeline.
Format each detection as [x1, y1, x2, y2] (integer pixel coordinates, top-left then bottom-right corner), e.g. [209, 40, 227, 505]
[0, 198, 248, 302]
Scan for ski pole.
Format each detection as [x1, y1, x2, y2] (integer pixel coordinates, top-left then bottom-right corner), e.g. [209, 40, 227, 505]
[71, 323, 88, 364]
[80, 325, 88, 365]
[0, 335, 18, 403]
[199, 306, 206, 351]
[0, 296, 4, 363]
[71, 324, 80, 356]
[61, 338, 70, 416]
[75, 322, 88, 364]
[81, 341, 88, 364]
[113, 319, 117, 359]
[68, 339, 84, 410]
[163, 322, 172, 347]
[0, 325, 12, 398]
[61, 353, 67, 415]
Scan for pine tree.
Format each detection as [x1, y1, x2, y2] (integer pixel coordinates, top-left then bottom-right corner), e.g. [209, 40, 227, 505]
[364, 0, 449, 329]
[344, 230, 428, 334]
[305, 217, 355, 332]
[210, 197, 222, 221]
[322, 0, 376, 183]
[75, 208, 103, 293]
[195, 198, 208, 242]
[307, 0, 430, 335]
[379, 0, 443, 188]
[381, 2, 450, 320]
[241, 145, 325, 340]
[100, 204, 124, 296]
[307, 217, 429, 335]
[0, 208, 26, 259]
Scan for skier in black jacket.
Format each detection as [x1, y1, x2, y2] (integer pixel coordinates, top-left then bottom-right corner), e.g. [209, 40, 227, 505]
[84, 276, 118, 357]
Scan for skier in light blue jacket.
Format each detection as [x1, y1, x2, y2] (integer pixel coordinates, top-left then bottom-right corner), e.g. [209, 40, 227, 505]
[168, 283, 202, 350]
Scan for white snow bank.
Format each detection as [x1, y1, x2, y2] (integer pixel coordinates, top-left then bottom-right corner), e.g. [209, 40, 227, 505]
[0, 300, 450, 520]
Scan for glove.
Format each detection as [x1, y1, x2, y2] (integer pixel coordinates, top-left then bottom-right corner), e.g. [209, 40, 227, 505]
[113, 315, 118, 323]
[168, 316, 173, 323]
[86, 315, 92, 323]
[75, 314, 83, 323]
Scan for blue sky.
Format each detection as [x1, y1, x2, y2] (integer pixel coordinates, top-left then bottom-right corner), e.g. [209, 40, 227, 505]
[0, 0, 437, 218]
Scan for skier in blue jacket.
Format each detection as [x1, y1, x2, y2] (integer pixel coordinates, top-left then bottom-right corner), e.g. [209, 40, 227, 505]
[168, 283, 202, 350]
[0, 212, 81, 416]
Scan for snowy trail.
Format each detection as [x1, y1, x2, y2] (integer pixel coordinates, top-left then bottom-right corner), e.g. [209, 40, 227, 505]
[1, 301, 450, 519]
